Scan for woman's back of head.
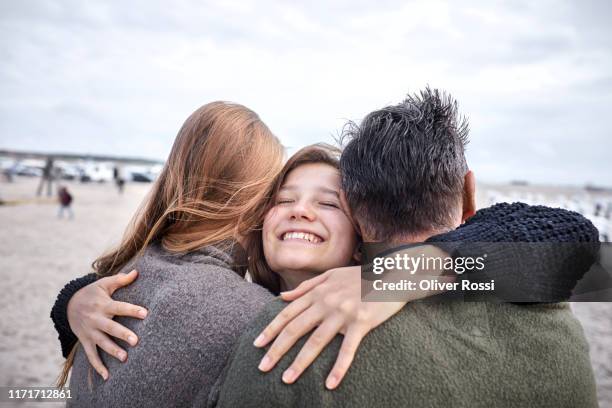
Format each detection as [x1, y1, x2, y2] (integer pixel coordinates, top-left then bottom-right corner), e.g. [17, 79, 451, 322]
[95, 101, 284, 277]
[58, 101, 284, 388]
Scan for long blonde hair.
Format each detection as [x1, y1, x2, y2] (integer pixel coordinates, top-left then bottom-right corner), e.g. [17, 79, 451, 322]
[58, 101, 284, 386]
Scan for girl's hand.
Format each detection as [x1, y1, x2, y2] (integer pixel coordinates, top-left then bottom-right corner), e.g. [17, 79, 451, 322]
[67, 270, 148, 380]
[253, 245, 452, 389]
[253, 265, 406, 390]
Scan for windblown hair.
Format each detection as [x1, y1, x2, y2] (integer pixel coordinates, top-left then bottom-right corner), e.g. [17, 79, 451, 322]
[340, 87, 469, 241]
[93, 101, 283, 277]
[58, 101, 284, 387]
[245, 144, 341, 294]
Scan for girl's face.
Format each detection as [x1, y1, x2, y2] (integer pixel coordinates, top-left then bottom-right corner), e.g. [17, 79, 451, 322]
[263, 163, 358, 289]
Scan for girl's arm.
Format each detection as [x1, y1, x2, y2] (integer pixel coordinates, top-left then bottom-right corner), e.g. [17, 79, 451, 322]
[255, 202, 600, 389]
[425, 202, 600, 302]
[50, 271, 148, 379]
[50, 273, 97, 358]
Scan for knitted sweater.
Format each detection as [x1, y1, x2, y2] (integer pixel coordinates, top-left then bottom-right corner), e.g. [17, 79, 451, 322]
[66, 243, 274, 407]
[210, 300, 598, 408]
[51, 203, 600, 359]
[425, 202, 600, 302]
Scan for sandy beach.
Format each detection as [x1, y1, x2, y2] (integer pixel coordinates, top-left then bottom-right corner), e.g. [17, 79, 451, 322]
[0, 177, 610, 407]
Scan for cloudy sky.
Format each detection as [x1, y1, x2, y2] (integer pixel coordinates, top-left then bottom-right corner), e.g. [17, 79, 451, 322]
[1, 0, 611, 185]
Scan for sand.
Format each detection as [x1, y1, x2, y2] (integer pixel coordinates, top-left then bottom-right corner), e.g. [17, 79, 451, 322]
[0, 178, 150, 407]
[0, 177, 610, 407]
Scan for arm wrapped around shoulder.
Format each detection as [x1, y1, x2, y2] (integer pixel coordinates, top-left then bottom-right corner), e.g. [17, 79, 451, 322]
[426, 202, 601, 302]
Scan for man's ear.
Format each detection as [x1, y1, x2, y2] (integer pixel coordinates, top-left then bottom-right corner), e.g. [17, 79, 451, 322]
[462, 170, 476, 222]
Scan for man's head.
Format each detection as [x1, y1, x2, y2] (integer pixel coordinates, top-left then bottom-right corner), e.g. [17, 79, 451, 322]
[340, 87, 476, 242]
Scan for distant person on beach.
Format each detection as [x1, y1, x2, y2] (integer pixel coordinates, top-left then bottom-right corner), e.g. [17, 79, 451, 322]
[36, 157, 55, 197]
[113, 165, 125, 194]
[57, 186, 73, 219]
[49, 98, 599, 407]
[2, 166, 14, 182]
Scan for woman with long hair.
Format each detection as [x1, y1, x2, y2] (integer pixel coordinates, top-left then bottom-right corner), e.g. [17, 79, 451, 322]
[58, 101, 284, 406]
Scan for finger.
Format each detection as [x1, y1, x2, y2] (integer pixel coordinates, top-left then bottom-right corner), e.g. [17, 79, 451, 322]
[105, 270, 139, 294]
[106, 300, 148, 320]
[280, 272, 329, 301]
[281, 316, 344, 384]
[82, 341, 109, 381]
[325, 325, 368, 390]
[93, 331, 128, 362]
[253, 294, 312, 348]
[96, 316, 139, 346]
[258, 306, 323, 372]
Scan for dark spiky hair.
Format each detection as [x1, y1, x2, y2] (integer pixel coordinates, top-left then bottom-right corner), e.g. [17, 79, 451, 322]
[340, 87, 469, 240]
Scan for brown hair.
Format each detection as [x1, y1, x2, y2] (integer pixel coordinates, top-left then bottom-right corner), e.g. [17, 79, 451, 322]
[245, 143, 343, 294]
[57, 101, 284, 387]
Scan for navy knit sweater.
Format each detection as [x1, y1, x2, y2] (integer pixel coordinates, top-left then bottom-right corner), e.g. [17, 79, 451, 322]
[51, 202, 600, 359]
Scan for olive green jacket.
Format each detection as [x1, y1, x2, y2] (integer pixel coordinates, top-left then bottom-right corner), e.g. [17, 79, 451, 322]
[210, 300, 598, 408]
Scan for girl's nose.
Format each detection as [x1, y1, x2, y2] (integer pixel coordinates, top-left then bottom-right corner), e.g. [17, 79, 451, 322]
[289, 201, 316, 221]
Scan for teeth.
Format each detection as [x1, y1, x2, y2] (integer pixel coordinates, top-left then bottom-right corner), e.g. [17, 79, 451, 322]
[282, 232, 322, 243]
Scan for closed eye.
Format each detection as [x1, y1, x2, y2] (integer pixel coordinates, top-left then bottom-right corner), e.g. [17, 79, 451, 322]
[276, 199, 294, 205]
[320, 201, 340, 208]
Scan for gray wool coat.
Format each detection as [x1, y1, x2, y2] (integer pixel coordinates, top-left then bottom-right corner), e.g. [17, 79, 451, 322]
[67, 242, 274, 408]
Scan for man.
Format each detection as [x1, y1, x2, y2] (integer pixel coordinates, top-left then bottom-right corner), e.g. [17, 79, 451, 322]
[36, 156, 55, 196]
[210, 88, 598, 407]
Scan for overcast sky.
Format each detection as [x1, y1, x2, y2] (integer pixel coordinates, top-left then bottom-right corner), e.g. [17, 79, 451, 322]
[1, 0, 610, 185]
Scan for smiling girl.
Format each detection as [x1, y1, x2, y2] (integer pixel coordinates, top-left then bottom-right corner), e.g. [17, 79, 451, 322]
[248, 147, 359, 293]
